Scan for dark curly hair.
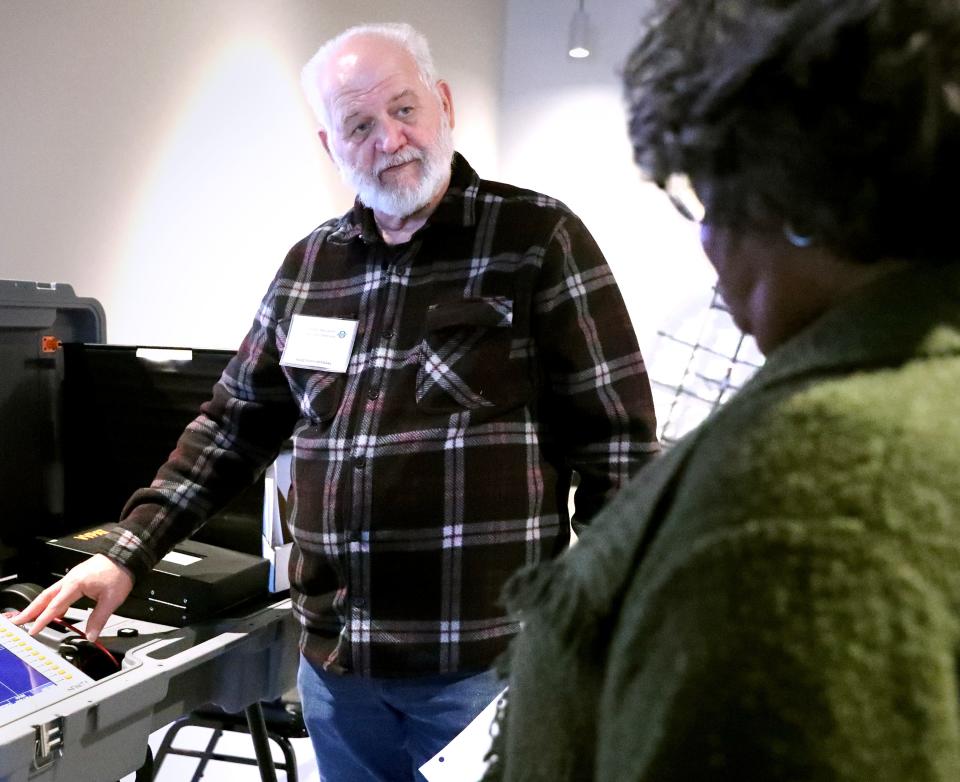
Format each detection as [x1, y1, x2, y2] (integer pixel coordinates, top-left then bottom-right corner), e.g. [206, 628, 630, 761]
[623, 0, 960, 264]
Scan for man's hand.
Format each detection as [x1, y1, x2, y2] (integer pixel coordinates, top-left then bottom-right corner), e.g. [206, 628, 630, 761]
[11, 554, 134, 642]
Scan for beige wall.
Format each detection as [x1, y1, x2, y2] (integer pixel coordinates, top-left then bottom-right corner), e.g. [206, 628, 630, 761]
[0, 1, 504, 347]
[2, 0, 751, 419]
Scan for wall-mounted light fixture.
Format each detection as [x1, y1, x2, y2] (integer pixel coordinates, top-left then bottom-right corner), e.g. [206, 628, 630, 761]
[568, 0, 590, 59]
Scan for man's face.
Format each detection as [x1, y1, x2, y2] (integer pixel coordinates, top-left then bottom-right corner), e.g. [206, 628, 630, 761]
[319, 36, 455, 218]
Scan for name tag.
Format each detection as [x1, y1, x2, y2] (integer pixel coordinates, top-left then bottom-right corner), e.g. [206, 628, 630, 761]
[280, 314, 358, 373]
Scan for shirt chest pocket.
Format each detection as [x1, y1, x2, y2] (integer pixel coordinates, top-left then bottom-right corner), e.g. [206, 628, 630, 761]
[276, 318, 347, 423]
[415, 296, 529, 414]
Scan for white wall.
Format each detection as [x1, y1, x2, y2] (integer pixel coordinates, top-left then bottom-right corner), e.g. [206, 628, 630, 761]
[0, 0, 504, 348]
[499, 0, 719, 362]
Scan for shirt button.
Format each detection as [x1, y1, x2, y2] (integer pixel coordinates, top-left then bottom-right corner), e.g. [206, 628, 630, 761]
[354, 456, 366, 469]
[368, 387, 380, 400]
[354, 598, 367, 609]
[382, 329, 394, 340]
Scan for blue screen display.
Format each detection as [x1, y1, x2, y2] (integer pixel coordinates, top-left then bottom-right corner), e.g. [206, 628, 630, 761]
[0, 646, 54, 707]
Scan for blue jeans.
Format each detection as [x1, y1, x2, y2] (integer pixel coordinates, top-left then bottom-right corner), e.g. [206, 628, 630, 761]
[297, 655, 504, 782]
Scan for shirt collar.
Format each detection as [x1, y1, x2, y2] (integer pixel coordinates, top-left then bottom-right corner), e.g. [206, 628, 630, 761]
[428, 152, 479, 229]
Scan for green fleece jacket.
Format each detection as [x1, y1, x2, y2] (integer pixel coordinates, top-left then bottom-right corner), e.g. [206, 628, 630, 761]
[486, 262, 960, 781]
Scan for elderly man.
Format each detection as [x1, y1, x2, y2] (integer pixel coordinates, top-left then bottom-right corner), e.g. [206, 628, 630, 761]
[15, 22, 658, 780]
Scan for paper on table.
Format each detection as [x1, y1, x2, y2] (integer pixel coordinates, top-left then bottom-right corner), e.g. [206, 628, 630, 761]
[419, 687, 507, 782]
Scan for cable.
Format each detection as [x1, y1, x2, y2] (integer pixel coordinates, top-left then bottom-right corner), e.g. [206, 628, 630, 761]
[50, 618, 121, 671]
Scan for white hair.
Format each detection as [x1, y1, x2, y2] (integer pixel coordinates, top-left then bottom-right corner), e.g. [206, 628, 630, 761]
[300, 22, 440, 130]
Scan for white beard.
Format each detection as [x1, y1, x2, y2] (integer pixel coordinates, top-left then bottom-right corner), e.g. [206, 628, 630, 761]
[333, 113, 454, 219]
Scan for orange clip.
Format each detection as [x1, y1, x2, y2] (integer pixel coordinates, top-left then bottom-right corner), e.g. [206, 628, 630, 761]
[41, 335, 62, 353]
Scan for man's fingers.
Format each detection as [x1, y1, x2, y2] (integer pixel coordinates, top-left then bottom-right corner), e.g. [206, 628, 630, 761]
[27, 584, 84, 636]
[84, 591, 124, 643]
[10, 582, 62, 626]
[83, 569, 134, 642]
[9, 556, 134, 640]
[84, 601, 114, 643]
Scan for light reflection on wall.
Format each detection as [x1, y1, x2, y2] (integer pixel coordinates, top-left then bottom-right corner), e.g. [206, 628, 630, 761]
[108, 37, 349, 349]
[498, 84, 716, 362]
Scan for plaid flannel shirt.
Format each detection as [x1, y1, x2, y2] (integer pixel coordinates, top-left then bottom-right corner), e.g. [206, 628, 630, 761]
[105, 154, 659, 676]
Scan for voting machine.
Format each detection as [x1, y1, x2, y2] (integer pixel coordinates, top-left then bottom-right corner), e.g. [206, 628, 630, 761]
[0, 280, 297, 781]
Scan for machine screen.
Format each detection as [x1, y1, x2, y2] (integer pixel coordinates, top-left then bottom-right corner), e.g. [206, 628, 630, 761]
[0, 645, 55, 704]
[0, 616, 94, 726]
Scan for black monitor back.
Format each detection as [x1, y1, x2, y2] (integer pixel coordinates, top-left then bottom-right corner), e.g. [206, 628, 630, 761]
[60, 344, 264, 556]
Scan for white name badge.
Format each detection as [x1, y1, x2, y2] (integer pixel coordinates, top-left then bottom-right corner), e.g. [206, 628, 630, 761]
[280, 314, 359, 373]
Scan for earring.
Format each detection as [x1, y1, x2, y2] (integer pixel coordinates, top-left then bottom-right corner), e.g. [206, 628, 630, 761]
[783, 222, 815, 248]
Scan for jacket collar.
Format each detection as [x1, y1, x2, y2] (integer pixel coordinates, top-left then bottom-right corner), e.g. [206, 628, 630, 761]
[559, 261, 960, 625]
[750, 261, 960, 393]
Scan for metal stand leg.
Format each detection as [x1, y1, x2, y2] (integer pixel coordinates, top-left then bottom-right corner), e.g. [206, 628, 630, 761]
[244, 702, 279, 782]
[133, 745, 154, 781]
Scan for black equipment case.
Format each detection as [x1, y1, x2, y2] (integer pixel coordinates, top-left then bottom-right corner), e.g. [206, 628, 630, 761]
[0, 279, 269, 623]
[0, 280, 106, 572]
[0, 281, 296, 782]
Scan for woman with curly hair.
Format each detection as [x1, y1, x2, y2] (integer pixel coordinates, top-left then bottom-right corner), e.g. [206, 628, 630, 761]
[485, 1, 960, 779]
